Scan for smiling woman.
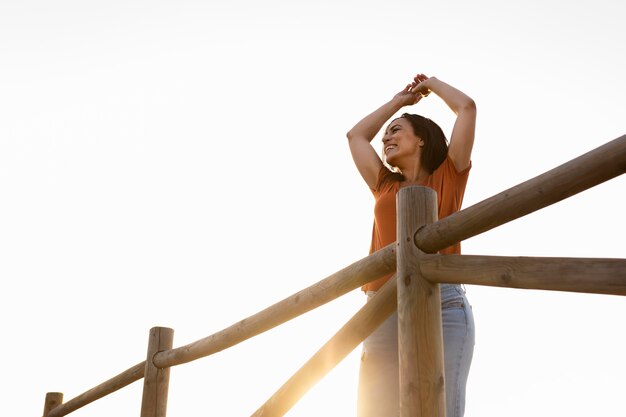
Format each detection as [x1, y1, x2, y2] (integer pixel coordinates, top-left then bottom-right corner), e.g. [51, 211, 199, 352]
[345, 73, 477, 417]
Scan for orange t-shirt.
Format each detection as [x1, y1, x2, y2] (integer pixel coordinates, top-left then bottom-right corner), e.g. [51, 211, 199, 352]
[363, 156, 471, 292]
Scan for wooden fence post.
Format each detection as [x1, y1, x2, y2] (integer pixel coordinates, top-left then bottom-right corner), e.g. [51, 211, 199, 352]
[140, 327, 174, 417]
[42, 392, 63, 417]
[397, 186, 445, 417]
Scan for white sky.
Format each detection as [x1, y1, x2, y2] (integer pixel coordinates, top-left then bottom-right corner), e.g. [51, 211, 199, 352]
[1, 1, 625, 416]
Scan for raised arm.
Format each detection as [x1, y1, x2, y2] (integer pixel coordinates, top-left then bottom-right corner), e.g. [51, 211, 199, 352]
[346, 84, 422, 189]
[412, 75, 476, 172]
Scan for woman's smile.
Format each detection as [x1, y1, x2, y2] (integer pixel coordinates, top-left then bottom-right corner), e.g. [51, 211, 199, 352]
[384, 144, 397, 154]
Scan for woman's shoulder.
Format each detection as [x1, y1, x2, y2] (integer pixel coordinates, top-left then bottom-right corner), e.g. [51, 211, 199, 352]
[433, 154, 472, 178]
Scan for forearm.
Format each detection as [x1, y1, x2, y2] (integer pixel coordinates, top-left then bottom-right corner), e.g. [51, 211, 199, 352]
[421, 76, 476, 171]
[346, 96, 406, 142]
[422, 77, 475, 115]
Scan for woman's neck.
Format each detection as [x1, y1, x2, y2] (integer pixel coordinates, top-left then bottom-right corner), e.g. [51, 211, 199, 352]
[400, 164, 429, 184]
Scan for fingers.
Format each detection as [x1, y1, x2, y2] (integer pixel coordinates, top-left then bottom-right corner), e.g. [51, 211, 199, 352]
[402, 83, 419, 97]
[410, 73, 431, 97]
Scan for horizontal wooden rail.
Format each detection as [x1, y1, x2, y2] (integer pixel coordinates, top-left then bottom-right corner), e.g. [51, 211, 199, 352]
[416, 134, 626, 253]
[47, 362, 145, 417]
[42, 247, 396, 417]
[419, 254, 626, 295]
[251, 275, 399, 417]
[153, 244, 396, 368]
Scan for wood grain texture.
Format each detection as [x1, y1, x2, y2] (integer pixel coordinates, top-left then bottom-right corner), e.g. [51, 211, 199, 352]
[419, 254, 626, 295]
[397, 186, 445, 417]
[42, 392, 63, 417]
[154, 245, 396, 368]
[46, 362, 145, 417]
[141, 327, 174, 417]
[416, 135, 626, 253]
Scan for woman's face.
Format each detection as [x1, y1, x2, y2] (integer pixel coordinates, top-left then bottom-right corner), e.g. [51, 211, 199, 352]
[382, 118, 424, 168]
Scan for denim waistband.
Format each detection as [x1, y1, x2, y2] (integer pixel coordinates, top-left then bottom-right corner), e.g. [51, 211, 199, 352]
[441, 283, 464, 293]
[366, 283, 464, 299]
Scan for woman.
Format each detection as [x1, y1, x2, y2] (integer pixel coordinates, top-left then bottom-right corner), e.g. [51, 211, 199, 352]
[346, 73, 476, 417]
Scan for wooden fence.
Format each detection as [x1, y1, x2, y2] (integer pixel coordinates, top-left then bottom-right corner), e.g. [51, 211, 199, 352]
[42, 134, 626, 417]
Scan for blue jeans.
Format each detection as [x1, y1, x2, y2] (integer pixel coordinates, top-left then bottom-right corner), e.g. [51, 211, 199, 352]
[357, 284, 475, 417]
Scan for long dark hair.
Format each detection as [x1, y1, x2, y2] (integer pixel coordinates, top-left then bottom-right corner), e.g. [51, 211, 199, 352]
[400, 113, 448, 174]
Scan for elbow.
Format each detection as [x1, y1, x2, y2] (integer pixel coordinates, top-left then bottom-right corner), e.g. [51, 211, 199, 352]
[346, 129, 355, 141]
[462, 98, 477, 113]
[454, 98, 476, 116]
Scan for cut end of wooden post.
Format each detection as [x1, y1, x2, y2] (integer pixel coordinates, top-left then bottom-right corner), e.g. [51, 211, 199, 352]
[43, 392, 64, 416]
